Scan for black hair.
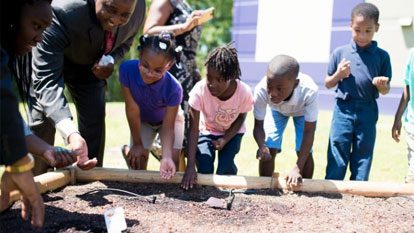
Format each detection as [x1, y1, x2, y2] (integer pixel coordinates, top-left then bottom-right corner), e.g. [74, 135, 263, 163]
[204, 44, 241, 81]
[351, 2, 379, 24]
[0, 0, 52, 52]
[268, 55, 299, 79]
[137, 32, 182, 63]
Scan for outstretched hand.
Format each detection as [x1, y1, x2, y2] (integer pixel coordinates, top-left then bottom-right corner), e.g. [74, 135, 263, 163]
[181, 167, 197, 190]
[68, 133, 97, 170]
[160, 157, 176, 180]
[285, 167, 303, 188]
[256, 145, 271, 161]
[1, 166, 44, 228]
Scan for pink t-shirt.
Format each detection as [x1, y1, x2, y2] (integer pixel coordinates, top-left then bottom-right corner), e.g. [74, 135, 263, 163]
[189, 79, 254, 135]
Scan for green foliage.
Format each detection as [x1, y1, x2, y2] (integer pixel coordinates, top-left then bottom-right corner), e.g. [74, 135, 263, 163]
[106, 0, 233, 101]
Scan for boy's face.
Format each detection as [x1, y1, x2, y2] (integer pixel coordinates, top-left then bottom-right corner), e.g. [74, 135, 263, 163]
[350, 15, 379, 48]
[266, 72, 299, 104]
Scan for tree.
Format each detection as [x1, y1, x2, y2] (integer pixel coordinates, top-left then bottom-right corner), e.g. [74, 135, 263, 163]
[106, 0, 234, 101]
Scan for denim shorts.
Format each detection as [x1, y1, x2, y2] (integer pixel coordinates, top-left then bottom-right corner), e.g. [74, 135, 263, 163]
[264, 109, 304, 153]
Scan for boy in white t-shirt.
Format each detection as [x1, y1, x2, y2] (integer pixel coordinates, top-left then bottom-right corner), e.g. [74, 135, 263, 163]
[253, 55, 318, 187]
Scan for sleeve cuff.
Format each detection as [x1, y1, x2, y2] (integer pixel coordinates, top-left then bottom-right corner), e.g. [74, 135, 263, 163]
[23, 120, 33, 136]
[55, 118, 79, 144]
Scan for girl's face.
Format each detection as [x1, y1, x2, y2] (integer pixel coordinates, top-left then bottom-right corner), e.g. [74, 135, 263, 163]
[95, 0, 135, 31]
[139, 49, 172, 84]
[14, 1, 52, 56]
[206, 66, 231, 98]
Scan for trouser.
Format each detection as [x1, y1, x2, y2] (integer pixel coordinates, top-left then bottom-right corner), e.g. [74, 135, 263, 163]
[405, 128, 414, 183]
[196, 133, 243, 175]
[31, 81, 106, 174]
[325, 99, 378, 181]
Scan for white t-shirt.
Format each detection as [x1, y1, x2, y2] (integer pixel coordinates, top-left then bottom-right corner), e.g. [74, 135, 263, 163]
[253, 72, 319, 122]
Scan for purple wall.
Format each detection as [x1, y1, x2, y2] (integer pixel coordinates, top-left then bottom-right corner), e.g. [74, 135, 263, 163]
[232, 0, 402, 115]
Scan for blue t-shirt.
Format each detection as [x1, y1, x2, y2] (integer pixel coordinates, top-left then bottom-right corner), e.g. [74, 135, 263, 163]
[327, 40, 392, 101]
[119, 60, 183, 124]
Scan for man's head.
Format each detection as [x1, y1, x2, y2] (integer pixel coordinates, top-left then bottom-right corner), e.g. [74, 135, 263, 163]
[266, 55, 299, 104]
[350, 3, 379, 48]
[95, 0, 136, 31]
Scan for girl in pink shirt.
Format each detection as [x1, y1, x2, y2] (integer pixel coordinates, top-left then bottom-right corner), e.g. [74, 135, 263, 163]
[181, 45, 254, 189]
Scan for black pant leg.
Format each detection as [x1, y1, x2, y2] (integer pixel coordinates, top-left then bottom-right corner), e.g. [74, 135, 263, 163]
[66, 81, 106, 167]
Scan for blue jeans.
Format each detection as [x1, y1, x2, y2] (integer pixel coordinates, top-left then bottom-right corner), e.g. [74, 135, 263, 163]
[265, 110, 305, 152]
[196, 133, 243, 175]
[325, 99, 378, 181]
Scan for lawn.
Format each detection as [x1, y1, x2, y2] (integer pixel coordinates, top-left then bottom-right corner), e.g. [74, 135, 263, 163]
[92, 102, 407, 182]
[12, 102, 408, 183]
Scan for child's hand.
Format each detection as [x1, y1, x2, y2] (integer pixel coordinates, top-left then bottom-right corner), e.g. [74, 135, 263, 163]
[256, 145, 271, 161]
[392, 119, 402, 142]
[127, 144, 148, 170]
[212, 138, 227, 150]
[160, 157, 176, 180]
[42, 146, 77, 168]
[92, 62, 114, 80]
[181, 167, 197, 190]
[336, 58, 351, 80]
[285, 167, 303, 188]
[372, 76, 389, 88]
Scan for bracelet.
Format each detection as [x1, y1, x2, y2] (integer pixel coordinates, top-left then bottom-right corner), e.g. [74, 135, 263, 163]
[5, 154, 35, 173]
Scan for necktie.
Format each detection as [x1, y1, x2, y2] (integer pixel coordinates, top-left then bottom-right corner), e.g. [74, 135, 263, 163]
[104, 30, 115, 54]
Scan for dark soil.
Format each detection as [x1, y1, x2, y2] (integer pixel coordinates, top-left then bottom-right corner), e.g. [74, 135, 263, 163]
[1, 181, 413, 233]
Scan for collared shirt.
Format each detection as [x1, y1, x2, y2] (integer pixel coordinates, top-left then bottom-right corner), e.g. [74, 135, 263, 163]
[253, 73, 319, 122]
[119, 60, 183, 124]
[327, 40, 392, 101]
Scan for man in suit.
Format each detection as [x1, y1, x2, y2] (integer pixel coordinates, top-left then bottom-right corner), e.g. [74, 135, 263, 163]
[29, 0, 146, 174]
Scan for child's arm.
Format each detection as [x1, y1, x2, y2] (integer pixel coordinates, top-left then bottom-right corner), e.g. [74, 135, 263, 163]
[121, 86, 146, 170]
[286, 121, 316, 187]
[213, 113, 247, 150]
[372, 76, 391, 95]
[253, 118, 271, 161]
[181, 107, 200, 190]
[159, 105, 179, 179]
[325, 58, 351, 89]
[392, 85, 410, 142]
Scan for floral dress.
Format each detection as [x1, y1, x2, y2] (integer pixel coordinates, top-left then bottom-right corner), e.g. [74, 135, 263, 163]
[167, 0, 202, 146]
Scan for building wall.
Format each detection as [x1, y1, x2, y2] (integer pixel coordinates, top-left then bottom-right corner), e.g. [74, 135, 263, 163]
[232, 0, 414, 114]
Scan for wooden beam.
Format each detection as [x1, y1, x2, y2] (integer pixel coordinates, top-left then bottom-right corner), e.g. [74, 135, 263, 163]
[75, 167, 414, 197]
[3, 169, 72, 203]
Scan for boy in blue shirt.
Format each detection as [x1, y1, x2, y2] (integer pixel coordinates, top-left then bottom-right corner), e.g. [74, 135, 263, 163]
[392, 48, 414, 183]
[325, 2, 391, 181]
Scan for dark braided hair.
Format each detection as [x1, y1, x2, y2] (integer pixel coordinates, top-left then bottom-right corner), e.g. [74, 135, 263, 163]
[351, 2, 379, 24]
[137, 32, 182, 63]
[204, 44, 241, 81]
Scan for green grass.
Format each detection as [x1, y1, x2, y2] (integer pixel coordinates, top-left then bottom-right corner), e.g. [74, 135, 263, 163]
[6, 102, 407, 183]
[99, 102, 407, 182]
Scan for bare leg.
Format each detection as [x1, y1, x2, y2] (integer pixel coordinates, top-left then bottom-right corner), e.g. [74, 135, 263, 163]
[296, 152, 314, 178]
[259, 148, 278, 176]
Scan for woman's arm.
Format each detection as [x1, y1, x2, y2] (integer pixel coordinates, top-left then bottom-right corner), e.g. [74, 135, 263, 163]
[143, 0, 200, 36]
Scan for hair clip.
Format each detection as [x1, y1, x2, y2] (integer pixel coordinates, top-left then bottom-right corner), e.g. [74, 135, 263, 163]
[159, 41, 167, 50]
[175, 46, 183, 53]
